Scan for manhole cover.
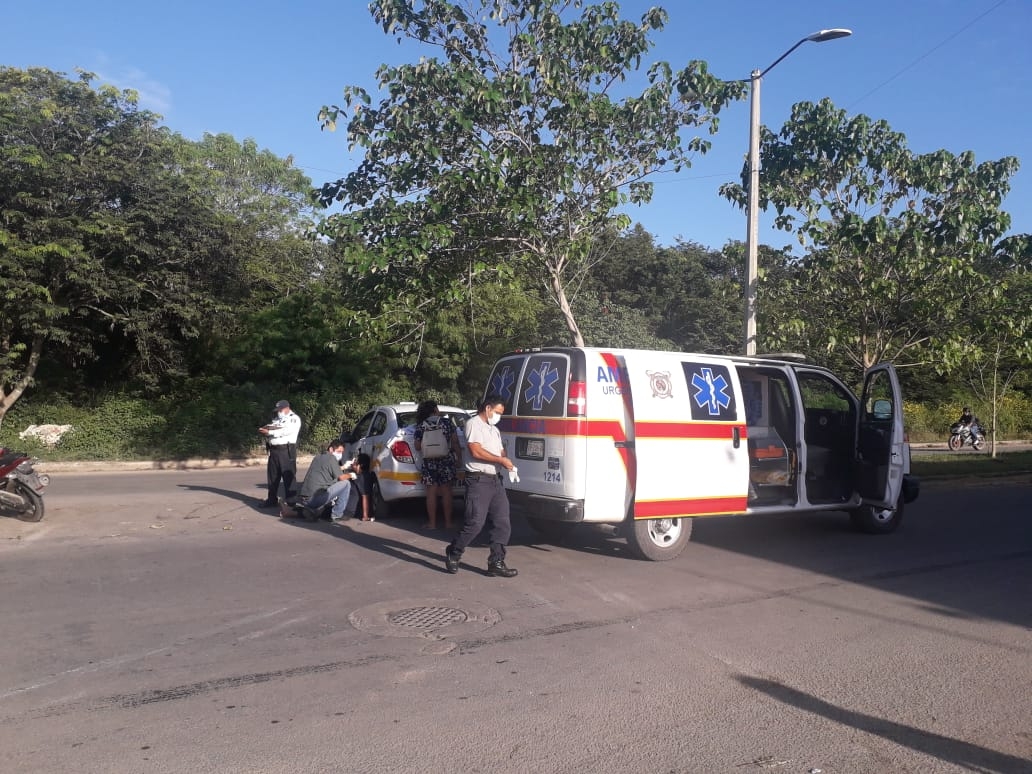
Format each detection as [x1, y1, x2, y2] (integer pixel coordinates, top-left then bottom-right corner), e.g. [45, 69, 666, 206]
[350, 598, 500, 641]
[388, 606, 468, 630]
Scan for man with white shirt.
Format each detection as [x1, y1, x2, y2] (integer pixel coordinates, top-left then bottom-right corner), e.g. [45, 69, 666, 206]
[258, 399, 301, 506]
[444, 394, 517, 578]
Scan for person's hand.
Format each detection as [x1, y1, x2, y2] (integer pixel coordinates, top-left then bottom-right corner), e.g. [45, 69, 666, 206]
[502, 458, 515, 471]
[258, 427, 269, 435]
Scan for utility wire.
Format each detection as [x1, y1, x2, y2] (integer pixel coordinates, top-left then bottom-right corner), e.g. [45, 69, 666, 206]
[847, 0, 1008, 110]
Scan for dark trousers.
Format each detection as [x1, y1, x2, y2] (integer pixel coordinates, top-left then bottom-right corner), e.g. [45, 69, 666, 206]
[450, 475, 510, 563]
[266, 444, 296, 502]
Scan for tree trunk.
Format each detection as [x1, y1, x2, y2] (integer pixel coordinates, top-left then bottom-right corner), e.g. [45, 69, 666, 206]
[990, 343, 1000, 460]
[0, 335, 44, 430]
[548, 269, 584, 347]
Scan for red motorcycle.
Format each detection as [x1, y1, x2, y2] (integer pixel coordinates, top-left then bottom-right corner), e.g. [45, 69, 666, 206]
[0, 448, 49, 521]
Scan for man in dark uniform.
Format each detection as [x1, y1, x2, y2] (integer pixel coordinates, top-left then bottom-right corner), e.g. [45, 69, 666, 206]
[258, 399, 301, 506]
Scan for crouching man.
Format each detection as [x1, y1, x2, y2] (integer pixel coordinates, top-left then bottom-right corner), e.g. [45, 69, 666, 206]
[295, 440, 355, 523]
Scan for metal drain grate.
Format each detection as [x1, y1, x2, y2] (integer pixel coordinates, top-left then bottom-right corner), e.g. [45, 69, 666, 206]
[387, 606, 468, 630]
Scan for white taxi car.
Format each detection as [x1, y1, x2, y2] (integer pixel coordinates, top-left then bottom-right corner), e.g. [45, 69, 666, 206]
[340, 403, 473, 516]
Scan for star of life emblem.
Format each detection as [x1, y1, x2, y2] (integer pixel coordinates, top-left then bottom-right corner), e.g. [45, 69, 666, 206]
[691, 367, 732, 416]
[490, 366, 516, 403]
[524, 361, 559, 412]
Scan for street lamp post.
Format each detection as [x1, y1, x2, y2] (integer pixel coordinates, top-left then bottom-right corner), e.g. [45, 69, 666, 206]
[743, 28, 851, 357]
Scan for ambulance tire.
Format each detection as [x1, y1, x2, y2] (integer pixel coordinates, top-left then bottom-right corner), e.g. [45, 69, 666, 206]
[627, 517, 693, 561]
[526, 517, 571, 542]
[849, 497, 904, 534]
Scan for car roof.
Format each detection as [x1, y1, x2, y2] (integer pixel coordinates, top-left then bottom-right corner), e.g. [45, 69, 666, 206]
[381, 404, 471, 414]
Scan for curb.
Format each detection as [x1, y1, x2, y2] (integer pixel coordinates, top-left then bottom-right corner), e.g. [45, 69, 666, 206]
[37, 455, 317, 474]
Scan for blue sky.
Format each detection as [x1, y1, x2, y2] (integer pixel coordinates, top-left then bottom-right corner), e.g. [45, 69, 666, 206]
[7, 0, 1031, 250]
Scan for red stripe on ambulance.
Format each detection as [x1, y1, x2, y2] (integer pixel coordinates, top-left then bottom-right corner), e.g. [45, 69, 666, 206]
[634, 495, 748, 518]
[634, 421, 747, 441]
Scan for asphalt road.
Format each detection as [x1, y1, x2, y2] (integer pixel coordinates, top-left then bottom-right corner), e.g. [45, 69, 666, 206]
[0, 469, 1029, 774]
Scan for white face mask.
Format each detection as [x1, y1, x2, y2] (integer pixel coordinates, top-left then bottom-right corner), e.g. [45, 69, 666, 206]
[332, 451, 343, 461]
[488, 411, 502, 426]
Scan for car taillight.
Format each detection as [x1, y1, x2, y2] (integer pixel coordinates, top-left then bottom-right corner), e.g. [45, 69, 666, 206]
[567, 380, 586, 417]
[390, 440, 415, 464]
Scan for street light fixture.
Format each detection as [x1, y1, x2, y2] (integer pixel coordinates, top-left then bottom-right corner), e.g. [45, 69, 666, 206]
[743, 28, 852, 357]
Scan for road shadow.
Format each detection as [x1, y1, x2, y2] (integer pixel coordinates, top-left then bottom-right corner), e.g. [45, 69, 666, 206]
[176, 483, 280, 513]
[687, 481, 1032, 629]
[273, 512, 453, 573]
[736, 674, 1031, 773]
[383, 506, 619, 559]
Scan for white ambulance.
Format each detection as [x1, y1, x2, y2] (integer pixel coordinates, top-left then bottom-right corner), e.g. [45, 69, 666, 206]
[484, 347, 919, 561]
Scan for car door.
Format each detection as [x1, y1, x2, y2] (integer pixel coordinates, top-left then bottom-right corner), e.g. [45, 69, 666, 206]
[856, 364, 905, 509]
[345, 411, 376, 458]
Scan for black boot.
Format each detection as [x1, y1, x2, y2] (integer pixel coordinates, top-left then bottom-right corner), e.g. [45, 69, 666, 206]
[444, 548, 461, 574]
[487, 560, 517, 578]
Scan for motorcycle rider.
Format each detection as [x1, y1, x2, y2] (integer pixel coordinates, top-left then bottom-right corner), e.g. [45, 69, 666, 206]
[957, 406, 984, 439]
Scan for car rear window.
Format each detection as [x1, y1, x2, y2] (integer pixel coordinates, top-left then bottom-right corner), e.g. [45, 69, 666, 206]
[399, 411, 469, 432]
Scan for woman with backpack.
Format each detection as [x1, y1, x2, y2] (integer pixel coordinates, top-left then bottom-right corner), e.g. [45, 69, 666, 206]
[413, 400, 462, 530]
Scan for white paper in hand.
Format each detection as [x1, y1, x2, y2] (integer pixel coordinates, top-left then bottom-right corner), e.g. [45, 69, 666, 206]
[508, 466, 520, 483]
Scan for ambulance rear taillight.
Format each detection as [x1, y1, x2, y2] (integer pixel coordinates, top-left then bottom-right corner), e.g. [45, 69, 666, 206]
[390, 439, 415, 463]
[567, 380, 586, 417]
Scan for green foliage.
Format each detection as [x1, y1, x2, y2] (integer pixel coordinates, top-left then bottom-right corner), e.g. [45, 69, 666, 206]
[0, 67, 319, 424]
[319, 0, 745, 346]
[721, 97, 1023, 370]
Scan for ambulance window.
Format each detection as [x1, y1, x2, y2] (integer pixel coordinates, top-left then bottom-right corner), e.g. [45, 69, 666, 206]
[797, 372, 851, 412]
[516, 354, 569, 418]
[863, 370, 895, 422]
[485, 357, 524, 413]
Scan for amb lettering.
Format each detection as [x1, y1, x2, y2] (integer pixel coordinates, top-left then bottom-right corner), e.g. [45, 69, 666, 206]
[597, 365, 623, 395]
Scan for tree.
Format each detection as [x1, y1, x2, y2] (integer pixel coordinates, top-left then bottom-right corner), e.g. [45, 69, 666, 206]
[181, 133, 321, 300]
[579, 225, 741, 352]
[959, 235, 1032, 457]
[0, 67, 318, 424]
[720, 98, 1021, 370]
[318, 0, 744, 346]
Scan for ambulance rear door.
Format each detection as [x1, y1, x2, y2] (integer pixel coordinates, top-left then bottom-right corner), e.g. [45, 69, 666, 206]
[620, 353, 750, 519]
[488, 350, 586, 514]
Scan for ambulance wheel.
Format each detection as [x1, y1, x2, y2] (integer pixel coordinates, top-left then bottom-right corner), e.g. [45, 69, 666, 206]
[849, 497, 903, 534]
[627, 517, 692, 561]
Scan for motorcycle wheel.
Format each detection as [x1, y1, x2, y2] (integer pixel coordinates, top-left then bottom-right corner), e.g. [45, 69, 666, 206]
[947, 435, 963, 451]
[972, 436, 986, 451]
[12, 482, 44, 522]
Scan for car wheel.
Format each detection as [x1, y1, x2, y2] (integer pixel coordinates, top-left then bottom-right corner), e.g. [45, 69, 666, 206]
[371, 478, 390, 519]
[626, 517, 693, 561]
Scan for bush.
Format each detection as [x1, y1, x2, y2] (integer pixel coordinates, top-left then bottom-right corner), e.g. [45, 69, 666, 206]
[6, 379, 1024, 460]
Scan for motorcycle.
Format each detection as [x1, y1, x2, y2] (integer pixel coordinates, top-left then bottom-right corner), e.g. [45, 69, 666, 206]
[948, 422, 986, 451]
[0, 448, 50, 521]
